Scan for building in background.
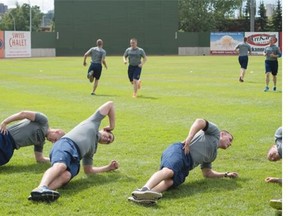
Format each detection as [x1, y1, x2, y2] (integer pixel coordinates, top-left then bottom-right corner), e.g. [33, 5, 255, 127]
[266, 4, 275, 17]
[0, 3, 8, 14]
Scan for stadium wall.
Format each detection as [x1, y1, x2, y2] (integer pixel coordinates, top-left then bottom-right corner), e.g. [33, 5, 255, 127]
[31, 32, 56, 57]
[176, 32, 210, 55]
[54, 0, 178, 56]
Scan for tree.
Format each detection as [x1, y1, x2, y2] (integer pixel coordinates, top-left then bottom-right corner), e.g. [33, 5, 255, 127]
[178, 0, 242, 32]
[257, 1, 267, 31]
[271, 0, 282, 31]
[0, 3, 43, 31]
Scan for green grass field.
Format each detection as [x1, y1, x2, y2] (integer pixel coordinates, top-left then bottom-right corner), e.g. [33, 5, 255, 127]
[0, 56, 282, 216]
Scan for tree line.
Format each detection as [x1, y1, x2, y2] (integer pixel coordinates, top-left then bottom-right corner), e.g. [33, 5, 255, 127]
[179, 0, 282, 32]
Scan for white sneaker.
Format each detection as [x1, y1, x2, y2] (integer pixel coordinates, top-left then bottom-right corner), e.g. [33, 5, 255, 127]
[270, 198, 282, 210]
[128, 196, 156, 205]
[132, 189, 162, 200]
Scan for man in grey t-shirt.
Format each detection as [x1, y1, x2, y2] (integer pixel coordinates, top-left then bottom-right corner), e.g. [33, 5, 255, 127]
[83, 39, 108, 95]
[0, 111, 65, 166]
[29, 101, 118, 202]
[265, 126, 282, 183]
[123, 38, 147, 98]
[130, 119, 238, 204]
[234, 37, 252, 82]
[265, 127, 282, 211]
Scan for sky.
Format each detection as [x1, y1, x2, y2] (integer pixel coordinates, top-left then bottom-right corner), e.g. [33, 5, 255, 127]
[0, 0, 53, 13]
[0, 0, 281, 13]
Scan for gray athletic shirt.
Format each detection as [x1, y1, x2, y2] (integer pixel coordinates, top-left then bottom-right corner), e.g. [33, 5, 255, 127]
[274, 127, 282, 158]
[87, 47, 106, 64]
[235, 42, 251, 56]
[8, 113, 49, 152]
[63, 110, 105, 166]
[189, 121, 220, 170]
[264, 44, 281, 61]
[123, 47, 146, 66]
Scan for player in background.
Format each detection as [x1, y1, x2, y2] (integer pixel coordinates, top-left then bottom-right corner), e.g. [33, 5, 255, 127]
[263, 36, 281, 92]
[123, 38, 147, 98]
[83, 39, 108, 95]
[234, 37, 252, 82]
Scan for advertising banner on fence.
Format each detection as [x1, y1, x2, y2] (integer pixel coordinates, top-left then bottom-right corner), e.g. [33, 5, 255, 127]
[210, 32, 244, 55]
[4, 31, 31, 58]
[245, 32, 279, 55]
[0, 31, 4, 58]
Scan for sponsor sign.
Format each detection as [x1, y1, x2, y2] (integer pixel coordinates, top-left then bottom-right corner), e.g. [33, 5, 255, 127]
[245, 32, 279, 55]
[4, 31, 31, 58]
[210, 32, 244, 55]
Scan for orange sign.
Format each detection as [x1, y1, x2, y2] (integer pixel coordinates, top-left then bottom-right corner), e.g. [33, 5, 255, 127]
[0, 31, 4, 58]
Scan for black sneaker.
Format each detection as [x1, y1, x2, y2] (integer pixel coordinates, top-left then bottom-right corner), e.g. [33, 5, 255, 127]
[273, 87, 276, 91]
[30, 186, 60, 202]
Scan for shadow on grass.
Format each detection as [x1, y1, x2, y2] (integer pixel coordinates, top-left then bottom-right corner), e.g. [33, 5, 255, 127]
[164, 177, 249, 200]
[0, 162, 50, 174]
[60, 171, 135, 196]
[91, 94, 119, 97]
[136, 95, 158, 100]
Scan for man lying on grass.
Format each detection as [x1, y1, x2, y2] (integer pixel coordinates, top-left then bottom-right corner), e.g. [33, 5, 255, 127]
[29, 101, 119, 202]
[265, 127, 282, 212]
[129, 118, 238, 204]
[0, 111, 65, 166]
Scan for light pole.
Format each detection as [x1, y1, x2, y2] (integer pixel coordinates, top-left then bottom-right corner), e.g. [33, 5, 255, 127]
[8, 12, 16, 31]
[250, 0, 255, 32]
[28, 0, 32, 32]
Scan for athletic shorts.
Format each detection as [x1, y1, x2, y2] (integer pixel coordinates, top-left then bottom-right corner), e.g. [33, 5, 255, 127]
[238, 56, 248, 69]
[0, 132, 16, 166]
[50, 138, 80, 179]
[128, 65, 142, 82]
[265, 60, 278, 76]
[160, 142, 193, 187]
[88, 63, 102, 80]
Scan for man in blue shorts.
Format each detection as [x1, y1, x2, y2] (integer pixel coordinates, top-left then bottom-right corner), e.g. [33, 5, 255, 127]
[83, 39, 108, 95]
[29, 101, 118, 202]
[129, 118, 238, 204]
[0, 111, 65, 166]
[234, 37, 252, 82]
[263, 36, 282, 92]
[123, 38, 147, 98]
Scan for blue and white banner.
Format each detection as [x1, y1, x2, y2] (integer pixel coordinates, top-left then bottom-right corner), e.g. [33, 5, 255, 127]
[210, 32, 244, 55]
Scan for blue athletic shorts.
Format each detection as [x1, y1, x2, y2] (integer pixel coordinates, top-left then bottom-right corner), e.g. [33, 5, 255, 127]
[0, 132, 16, 166]
[50, 138, 80, 178]
[238, 56, 248, 69]
[265, 60, 278, 76]
[160, 142, 193, 187]
[128, 65, 142, 82]
[88, 63, 102, 80]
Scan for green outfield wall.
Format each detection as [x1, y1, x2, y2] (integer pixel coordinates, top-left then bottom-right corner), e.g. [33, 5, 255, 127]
[54, 0, 178, 56]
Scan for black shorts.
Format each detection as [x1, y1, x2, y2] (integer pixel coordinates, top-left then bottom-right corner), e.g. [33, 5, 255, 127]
[88, 63, 102, 80]
[265, 60, 278, 76]
[0, 132, 16, 166]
